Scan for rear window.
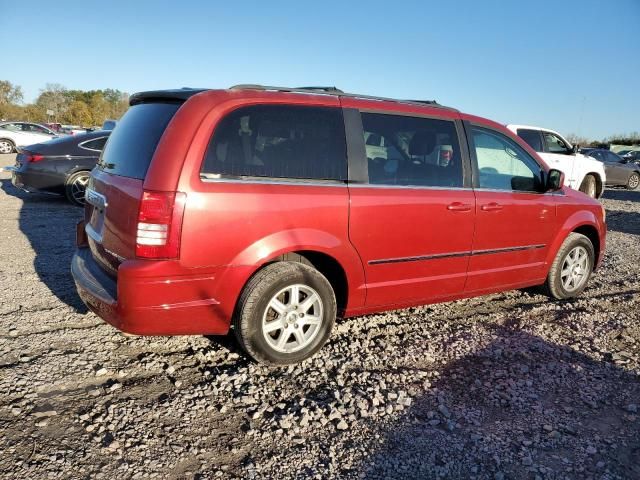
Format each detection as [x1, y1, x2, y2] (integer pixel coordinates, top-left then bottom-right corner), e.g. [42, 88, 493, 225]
[517, 129, 543, 152]
[201, 105, 347, 181]
[97, 103, 179, 179]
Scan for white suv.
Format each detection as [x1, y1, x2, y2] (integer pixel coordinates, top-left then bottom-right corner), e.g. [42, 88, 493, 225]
[506, 125, 605, 198]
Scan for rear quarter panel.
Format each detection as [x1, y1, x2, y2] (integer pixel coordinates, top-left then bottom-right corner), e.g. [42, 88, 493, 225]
[145, 91, 367, 322]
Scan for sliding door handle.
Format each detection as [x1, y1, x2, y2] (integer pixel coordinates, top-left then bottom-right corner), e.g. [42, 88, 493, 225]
[447, 202, 473, 212]
[481, 202, 503, 211]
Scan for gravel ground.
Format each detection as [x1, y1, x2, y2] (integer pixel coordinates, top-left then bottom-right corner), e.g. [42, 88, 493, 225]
[0, 152, 639, 480]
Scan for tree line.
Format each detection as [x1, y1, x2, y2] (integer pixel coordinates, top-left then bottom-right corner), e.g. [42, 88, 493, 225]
[0, 80, 129, 127]
[1, 79, 639, 145]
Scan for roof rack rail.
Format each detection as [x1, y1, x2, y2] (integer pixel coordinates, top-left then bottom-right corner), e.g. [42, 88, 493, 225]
[228, 84, 457, 111]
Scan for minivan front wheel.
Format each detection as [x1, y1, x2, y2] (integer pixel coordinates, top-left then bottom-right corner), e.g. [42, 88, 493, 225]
[544, 232, 595, 300]
[233, 261, 336, 365]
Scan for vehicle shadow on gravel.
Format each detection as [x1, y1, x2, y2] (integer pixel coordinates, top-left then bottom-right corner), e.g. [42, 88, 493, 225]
[359, 325, 640, 479]
[1, 179, 87, 312]
[604, 208, 640, 235]
[602, 188, 640, 203]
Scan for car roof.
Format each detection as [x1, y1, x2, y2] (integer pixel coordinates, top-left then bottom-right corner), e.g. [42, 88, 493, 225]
[129, 84, 459, 112]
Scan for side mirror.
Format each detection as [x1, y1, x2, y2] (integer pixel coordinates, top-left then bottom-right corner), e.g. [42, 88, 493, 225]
[571, 144, 578, 154]
[546, 169, 564, 191]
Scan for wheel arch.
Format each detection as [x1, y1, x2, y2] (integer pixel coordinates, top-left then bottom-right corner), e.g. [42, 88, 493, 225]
[65, 168, 92, 183]
[268, 251, 350, 316]
[585, 172, 604, 198]
[0, 137, 16, 150]
[546, 213, 603, 272]
[216, 229, 367, 326]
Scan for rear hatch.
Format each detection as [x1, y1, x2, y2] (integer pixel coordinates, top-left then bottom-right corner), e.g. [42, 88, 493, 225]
[85, 102, 180, 276]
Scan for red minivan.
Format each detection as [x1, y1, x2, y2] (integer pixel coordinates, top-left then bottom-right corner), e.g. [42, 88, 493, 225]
[72, 85, 606, 364]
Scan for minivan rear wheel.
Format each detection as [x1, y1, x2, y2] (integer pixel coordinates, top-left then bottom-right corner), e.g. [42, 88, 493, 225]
[544, 233, 594, 300]
[233, 261, 336, 365]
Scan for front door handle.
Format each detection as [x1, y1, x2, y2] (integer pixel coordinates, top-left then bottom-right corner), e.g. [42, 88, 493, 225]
[481, 202, 503, 212]
[447, 202, 473, 212]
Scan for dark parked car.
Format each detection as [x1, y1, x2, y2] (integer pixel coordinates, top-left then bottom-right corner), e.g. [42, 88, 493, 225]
[10, 130, 110, 205]
[620, 150, 640, 165]
[580, 148, 640, 190]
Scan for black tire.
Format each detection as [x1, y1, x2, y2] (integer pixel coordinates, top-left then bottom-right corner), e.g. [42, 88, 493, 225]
[626, 172, 640, 190]
[65, 171, 90, 206]
[233, 261, 336, 365]
[579, 174, 597, 198]
[543, 233, 595, 300]
[0, 138, 15, 154]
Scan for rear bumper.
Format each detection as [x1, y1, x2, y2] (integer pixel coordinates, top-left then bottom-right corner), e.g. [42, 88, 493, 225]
[11, 168, 64, 195]
[71, 247, 231, 335]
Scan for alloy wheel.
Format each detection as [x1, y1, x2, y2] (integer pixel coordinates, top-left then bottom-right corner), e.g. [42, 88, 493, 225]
[0, 141, 13, 154]
[628, 174, 639, 190]
[560, 246, 590, 292]
[71, 173, 90, 204]
[261, 284, 324, 353]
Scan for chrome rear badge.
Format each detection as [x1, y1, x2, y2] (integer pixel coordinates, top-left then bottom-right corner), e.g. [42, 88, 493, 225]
[85, 189, 108, 210]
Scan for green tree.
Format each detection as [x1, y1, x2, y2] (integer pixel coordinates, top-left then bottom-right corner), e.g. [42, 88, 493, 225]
[64, 100, 92, 126]
[0, 80, 24, 120]
[0, 80, 23, 104]
[88, 91, 110, 125]
[35, 83, 68, 122]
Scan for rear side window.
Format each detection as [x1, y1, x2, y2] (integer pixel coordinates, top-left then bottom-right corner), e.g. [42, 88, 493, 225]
[80, 136, 108, 152]
[97, 103, 179, 179]
[201, 105, 347, 181]
[605, 151, 621, 163]
[516, 129, 543, 152]
[587, 150, 605, 162]
[361, 112, 463, 188]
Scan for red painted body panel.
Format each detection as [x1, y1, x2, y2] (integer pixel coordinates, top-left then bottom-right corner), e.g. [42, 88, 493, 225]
[348, 187, 475, 307]
[72, 89, 607, 336]
[465, 190, 557, 291]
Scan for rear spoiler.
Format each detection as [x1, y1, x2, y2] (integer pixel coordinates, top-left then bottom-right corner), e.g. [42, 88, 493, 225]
[129, 88, 209, 106]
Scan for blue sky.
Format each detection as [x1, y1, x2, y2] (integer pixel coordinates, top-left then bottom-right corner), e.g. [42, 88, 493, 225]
[1, 0, 638, 139]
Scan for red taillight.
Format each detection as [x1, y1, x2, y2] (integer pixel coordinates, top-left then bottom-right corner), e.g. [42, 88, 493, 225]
[136, 190, 186, 259]
[22, 151, 44, 162]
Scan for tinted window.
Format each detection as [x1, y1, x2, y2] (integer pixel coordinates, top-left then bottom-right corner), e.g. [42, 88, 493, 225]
[202, 105, 347, 181]
[24, 124, 50, 134]
[605, 151, 621, 163]
[98, 103, 179, 179]
[588, 150, 605, 162]
[472, 127, 543, 192]
[517, 129, 543, 152]
[361, 113, 462, 187]
[81, 137, 108, 152]
[543, 132, 570, 154]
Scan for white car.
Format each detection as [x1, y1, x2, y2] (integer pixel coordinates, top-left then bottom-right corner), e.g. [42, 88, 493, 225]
[506, 125, 606, 198]
[0, 122, 58, 154]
